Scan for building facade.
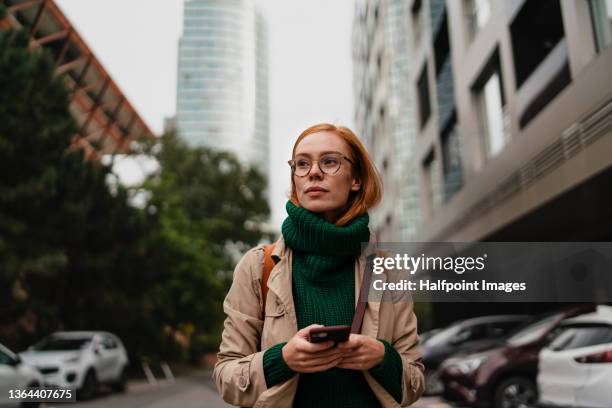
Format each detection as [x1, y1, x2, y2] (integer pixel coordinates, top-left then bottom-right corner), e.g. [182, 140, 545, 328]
[176, 0, 269, 176]
[353, 0, 423, 242]
[355, 0, 612, 243]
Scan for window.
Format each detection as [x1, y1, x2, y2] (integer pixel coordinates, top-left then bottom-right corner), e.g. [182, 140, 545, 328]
[465, 0, 491, 40]
[473, 52, 507, 159]
[417, 63, 431, 129]
[510, 0, 565, 89]
[102, 336, 118, 350]
[0, 347, 16, 365]
[441, 119, 463, 201]
[590, 0, 612, 51]
[423, 150, 441, 214]
[455, 324, 488, 343]
[550, 325, 612, 351]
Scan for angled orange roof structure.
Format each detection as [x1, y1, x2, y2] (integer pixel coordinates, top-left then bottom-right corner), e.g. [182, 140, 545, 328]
[1, 0, 156, 159]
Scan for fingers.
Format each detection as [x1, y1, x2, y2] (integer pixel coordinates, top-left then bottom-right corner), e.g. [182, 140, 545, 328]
[300, 354, 344, 373]
[295, 337, 335, 353]
[336, 334, 362, 350]
[298, 324, 324, 338]
[303, 350, 345, 366]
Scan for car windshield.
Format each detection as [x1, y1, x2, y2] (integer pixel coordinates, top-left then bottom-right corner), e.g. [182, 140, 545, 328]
[549, 325, 612, 351]
[423, 324, 461, 347]
[34, 337, 92, 351]
[506, 313, 562, 347]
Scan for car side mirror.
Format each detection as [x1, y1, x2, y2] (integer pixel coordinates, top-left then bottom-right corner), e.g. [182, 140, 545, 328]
[94, 346, 101, 355]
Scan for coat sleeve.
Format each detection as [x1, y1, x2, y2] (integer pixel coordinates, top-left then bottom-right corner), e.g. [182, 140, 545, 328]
[392, 299, 426, 406]
[212, 247, 268, 406]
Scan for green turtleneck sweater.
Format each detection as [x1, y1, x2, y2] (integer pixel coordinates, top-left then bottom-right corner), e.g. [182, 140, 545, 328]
[262, 201, 403, 407]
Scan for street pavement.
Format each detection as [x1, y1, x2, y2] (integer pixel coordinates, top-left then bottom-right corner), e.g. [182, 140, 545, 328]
[43, 369, 454, 408]
[45, 369, 230, 408]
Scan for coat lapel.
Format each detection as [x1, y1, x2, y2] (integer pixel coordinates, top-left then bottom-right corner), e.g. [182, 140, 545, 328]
[266, 235, 298, 331]
[355, 231, 383, 338]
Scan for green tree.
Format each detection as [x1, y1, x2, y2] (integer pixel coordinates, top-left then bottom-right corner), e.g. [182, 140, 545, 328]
[0, 23, 271, 363]
[0, 27, 156, 356]
[140, 132, 271, 359]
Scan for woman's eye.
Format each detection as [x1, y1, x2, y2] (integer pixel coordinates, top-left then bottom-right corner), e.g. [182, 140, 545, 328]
[296, 159, 310, 168]
[322, 157, 339, 166]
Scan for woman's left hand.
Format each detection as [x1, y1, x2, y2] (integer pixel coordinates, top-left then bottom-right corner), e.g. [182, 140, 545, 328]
[335, 334, 385, 370]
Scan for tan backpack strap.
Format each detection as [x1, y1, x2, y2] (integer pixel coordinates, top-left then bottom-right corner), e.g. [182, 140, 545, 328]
[262, 243, 276, 316]
[351, 253, 375, 334]
[351, 250, 386, 334]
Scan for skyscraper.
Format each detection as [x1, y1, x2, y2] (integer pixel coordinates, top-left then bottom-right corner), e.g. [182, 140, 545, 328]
[176, 0, 269, 176]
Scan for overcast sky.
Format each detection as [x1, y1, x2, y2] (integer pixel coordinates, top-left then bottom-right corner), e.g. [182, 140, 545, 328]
[55, 0, 356, 230]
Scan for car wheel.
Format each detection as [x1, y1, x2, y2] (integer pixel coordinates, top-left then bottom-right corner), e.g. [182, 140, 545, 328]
[493, 376, 537, 408]
[20, 382, 40, 408]
[111, 366, 128, 393]
[77, 369, 99, 400]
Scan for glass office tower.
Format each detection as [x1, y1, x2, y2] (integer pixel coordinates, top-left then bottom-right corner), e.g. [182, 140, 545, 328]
[177, 0, 269, 176]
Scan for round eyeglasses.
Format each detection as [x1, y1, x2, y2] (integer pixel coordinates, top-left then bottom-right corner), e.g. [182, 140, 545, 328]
[288, 153, 354, 177]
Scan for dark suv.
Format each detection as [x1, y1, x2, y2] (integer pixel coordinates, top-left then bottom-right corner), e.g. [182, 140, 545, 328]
[438, 305, 595, 408]
[422, 315, 530, 395]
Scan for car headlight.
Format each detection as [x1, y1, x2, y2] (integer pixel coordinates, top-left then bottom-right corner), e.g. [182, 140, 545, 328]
[449, 355, 487, 375]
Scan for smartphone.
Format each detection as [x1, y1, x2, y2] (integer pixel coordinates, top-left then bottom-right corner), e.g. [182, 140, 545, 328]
[308, 325, 351, 343]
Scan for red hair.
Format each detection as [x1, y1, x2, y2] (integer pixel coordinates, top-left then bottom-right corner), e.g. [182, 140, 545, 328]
[289, 123, 383, 226]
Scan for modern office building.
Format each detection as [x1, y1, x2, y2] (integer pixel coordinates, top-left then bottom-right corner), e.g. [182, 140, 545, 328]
[1, 0, 155, 160]
[176, 0, 269, 176]
[355, 0, 612, 243]
[353, 0, 423, 242]
[353, 0, 612, 327]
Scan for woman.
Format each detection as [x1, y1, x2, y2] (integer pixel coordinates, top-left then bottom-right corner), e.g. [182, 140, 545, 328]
[213, 123, 425, 407]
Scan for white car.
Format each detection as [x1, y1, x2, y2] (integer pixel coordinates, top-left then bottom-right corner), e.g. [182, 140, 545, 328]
[538, 305, 612, 408]
[19, 331, 129, 400]
[0, 342, 44, 407]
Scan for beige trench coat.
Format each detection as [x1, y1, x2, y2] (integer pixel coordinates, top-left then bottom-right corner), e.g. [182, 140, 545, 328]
[212, 232, 425, 407]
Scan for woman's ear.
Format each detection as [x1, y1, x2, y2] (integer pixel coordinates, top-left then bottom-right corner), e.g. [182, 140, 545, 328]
[350, 176, 362, 192]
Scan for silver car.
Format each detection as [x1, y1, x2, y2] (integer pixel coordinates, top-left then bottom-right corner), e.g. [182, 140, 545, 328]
[0, 342, 44, 407]
[19, 331, 129, 400]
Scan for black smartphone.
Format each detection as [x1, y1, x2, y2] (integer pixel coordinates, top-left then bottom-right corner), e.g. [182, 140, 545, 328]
[308, 325, 351, 343]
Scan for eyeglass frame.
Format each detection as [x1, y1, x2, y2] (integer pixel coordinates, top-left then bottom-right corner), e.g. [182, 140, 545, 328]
[287, 152, 355, 177]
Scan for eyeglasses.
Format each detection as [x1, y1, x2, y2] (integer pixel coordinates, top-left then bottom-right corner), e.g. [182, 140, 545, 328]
[288, 153, 354, 177]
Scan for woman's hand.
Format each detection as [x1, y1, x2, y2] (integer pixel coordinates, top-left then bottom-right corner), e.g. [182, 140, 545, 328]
[282, 324, 345, 373]
[336, 334, 385, 370]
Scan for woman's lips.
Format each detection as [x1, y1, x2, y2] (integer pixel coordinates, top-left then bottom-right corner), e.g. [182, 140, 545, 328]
[306, 188, 327, 197]
[305, 189, 327, 196]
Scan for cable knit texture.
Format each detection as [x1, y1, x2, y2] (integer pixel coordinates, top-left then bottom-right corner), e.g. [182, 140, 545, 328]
[262, 200, 403, 406]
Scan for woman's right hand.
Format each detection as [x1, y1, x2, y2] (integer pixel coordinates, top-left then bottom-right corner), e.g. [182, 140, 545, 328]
[282, 324, 344, 373]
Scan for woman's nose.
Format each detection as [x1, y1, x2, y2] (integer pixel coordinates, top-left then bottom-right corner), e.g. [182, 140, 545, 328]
[309, 162, 323, 178]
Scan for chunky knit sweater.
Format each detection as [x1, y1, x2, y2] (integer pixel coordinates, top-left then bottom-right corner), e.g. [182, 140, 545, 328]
[262, 201, 403, 407]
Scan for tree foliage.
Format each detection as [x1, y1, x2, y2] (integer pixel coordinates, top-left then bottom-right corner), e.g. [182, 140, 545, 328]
[0, 27, 270, 363]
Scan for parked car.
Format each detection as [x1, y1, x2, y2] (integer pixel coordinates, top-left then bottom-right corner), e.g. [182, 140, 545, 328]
[19, 331, 128, 400]
[538, 305, 612, 408]
[419, 328, 443, 345]
[438, 305, 595, 408]
[0, 342, 44, 407]
[422, 315, 530, 395]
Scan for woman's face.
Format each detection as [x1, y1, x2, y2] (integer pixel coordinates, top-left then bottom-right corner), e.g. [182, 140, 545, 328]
[292, 131, 361, 223]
